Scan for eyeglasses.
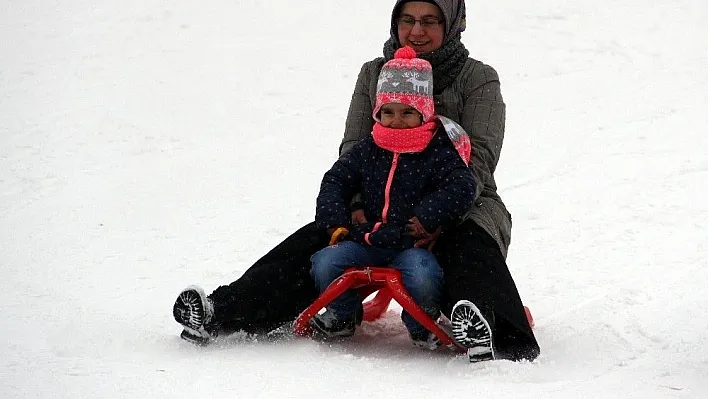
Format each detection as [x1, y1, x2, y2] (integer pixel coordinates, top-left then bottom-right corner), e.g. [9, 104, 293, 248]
[397, 15, 443, 29]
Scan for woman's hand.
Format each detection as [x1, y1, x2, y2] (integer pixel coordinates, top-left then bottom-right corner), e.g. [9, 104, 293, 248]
[405, 216, 442, 251]
[351, 209, 368, 225]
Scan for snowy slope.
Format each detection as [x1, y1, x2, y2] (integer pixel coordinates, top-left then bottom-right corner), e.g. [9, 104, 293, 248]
[1, 0, 707, 398]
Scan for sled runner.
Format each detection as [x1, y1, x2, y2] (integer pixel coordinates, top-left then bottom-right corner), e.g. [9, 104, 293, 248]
[293, 266, 535, 351]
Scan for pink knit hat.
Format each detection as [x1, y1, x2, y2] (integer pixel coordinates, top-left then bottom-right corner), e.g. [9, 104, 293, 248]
[373, 46, 435, 123]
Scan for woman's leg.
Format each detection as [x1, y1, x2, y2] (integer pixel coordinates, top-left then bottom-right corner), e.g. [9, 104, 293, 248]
[207, 221, 329, 336]
[390, 248, 444, 336]
[434, 220, 540, 361]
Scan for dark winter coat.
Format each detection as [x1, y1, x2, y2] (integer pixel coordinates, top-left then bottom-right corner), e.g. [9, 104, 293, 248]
[340, 57, 511, 257]
[316, 127, 476, 250]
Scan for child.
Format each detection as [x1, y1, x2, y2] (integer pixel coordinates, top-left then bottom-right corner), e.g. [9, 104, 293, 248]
[310, 46, 476, 349]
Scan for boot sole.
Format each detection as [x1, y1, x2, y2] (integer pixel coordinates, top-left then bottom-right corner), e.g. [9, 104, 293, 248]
[451, 300, 495, 362]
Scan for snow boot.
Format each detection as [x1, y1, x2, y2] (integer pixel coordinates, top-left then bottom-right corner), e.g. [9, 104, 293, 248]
[450, 300, 495, 362]
[173, 285, 215, 346]
[410, 329, 442, 351]
[309, 309, 357, 339]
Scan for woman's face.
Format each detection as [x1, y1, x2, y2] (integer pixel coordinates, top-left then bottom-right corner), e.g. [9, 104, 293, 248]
[396, 2, 445, 54]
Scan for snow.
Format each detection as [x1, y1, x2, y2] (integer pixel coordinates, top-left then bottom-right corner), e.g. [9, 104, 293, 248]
[1, 0, 707, 397]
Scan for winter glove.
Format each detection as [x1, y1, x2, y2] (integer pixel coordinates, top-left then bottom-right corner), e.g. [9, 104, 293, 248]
[366, 224, 415, 250]
[346, 222, 375, 245]
[327, 227, 350, 246]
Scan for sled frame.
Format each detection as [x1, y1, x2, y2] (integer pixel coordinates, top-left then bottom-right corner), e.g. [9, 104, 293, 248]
[293, 266, 469, 351]
[293, 266, 536, 350]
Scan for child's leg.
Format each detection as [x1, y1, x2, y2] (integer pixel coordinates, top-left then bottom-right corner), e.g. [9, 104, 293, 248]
[310, 241, 381, 318]
[390, 248, 443, 336]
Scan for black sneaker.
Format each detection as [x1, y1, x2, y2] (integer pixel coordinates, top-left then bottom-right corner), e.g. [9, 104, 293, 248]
[173, 285, 215, 345]
[309, 310, 356, 339]
[410, 330, 442, 351]
[451, 300, 495, 362]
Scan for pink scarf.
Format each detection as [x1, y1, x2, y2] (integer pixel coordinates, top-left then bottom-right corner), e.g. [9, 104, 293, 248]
[371, 121, 437, 153]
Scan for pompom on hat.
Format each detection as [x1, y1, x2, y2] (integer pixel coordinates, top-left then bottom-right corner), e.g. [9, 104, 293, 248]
[373, 46, 435, 123]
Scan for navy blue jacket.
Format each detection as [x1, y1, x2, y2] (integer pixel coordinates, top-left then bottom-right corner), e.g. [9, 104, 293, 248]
[316, 128, 476, 250]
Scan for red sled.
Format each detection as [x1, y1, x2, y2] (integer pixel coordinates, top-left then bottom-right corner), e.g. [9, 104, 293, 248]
[292, 266, 535, 351]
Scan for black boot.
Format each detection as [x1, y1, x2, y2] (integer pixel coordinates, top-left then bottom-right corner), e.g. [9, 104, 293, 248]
[451, 300, 495, 362]
[173, 285, 216, 346]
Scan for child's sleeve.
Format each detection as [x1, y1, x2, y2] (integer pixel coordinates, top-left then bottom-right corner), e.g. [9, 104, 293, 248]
[414, 138, 477, 232]
[315, 141, 367, 231]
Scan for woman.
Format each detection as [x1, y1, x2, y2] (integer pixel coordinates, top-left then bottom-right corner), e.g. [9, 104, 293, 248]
[173, 0, 539, 362]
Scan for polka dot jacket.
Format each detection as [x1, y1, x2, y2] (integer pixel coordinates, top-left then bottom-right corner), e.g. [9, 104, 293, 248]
[316, 128, 476, 250]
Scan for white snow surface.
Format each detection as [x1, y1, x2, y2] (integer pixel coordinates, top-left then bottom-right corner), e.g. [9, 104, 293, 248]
[2, 0, 707, 398]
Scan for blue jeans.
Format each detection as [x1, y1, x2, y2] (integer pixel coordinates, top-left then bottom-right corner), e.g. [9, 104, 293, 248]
[310, 241, 443, 336]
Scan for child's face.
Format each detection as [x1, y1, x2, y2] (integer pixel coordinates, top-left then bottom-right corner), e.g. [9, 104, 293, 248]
[379, 103, 424, 128]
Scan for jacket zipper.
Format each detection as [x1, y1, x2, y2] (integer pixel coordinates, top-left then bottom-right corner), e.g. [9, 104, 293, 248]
[365, 152, 400, 245]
